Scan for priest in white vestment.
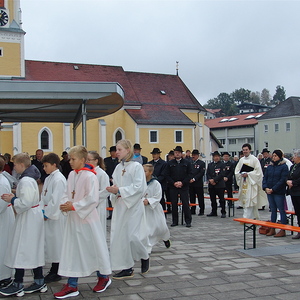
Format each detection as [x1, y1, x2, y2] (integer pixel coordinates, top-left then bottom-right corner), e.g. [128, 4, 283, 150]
[235, 143, 268, 219]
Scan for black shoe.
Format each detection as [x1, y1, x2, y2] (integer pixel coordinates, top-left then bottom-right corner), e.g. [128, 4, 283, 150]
[112, 268, 134, 279]
[141, 258, 150, 274]
[0, 282, 24, 297]
[171, 223, 178, 227]
[44, 272, 62, 283]
[258, 206, 265, 211]
[292, 233, 300, 240]
[0, 278, 13, 289]
[237, 206, 243, 209]
[198, 212, 204, 216]
[163, 240, 171, 248]
[207, 212, 217, 217]
[221, 213, 226, 218]
[24, 282, 47, 294]
[107, 215, 112, 220]
[186, 223, 191, 228]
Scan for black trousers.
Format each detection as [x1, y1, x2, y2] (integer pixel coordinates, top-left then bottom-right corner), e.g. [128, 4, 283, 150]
[209, 187, 226, 215]
[291, 195, 300, 226]
[189, 184, 204, 214]
[225, 181, 233, 198]
[14, 267, 43, 283]
[170, 188, 192, 225]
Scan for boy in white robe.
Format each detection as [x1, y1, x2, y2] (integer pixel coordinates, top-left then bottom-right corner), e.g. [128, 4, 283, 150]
[0, 157, 15, 289]
[143, 164, 171, 251]
[107, 139, 150, 279]
[54, 145, 111, 299]
[0, 153, 46, 297]
[41, 153, 67, 283]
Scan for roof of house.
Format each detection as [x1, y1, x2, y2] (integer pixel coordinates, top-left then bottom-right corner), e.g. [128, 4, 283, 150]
[205, 112, 265, 129]
[21, 60, 205, 125]
[258, 97, 300, 120]
[237, 102, 270, 109]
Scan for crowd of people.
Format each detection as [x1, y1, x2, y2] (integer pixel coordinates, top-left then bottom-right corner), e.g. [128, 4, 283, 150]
[0, 141, 170, 298]
[1, 141, 300, 298]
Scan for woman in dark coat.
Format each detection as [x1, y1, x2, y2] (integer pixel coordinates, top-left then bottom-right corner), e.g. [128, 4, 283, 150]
[263, 150, 288, 237]
[287, 149, 300, 239]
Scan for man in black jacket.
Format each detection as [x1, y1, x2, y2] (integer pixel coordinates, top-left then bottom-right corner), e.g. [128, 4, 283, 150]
[163, 146, 193, 227]
[260, 148, 271, 175]
[148, 148, 167, 209]
[206, 151, 226, 218]
[189, 149, 206, 216]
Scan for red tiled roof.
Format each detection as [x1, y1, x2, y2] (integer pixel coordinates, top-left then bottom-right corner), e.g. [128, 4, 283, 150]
[20, 60, 205, 125]
[205, 112, 265, 129]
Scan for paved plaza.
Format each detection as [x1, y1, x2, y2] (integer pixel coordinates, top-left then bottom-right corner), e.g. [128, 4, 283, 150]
[3, 197, 300, 300]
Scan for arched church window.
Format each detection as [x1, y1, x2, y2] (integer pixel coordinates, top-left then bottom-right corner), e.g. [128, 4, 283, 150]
[41, 130, 49, 150]
[115, 130, 122, 143]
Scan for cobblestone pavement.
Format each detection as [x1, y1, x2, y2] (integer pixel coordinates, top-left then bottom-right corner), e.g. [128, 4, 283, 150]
[2, 197, 300, 300]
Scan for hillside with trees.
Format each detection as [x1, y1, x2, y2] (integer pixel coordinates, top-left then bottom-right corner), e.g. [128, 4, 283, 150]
[204, 86, 286, 116]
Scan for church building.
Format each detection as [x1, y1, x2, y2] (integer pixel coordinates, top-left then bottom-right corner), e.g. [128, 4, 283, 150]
[0, 0, 213, 161]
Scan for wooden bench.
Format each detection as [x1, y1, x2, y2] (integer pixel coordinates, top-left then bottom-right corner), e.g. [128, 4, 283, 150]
[165, 201, 198, 225]
[204, 196, 239, 217]
[234, 217, 300, 250]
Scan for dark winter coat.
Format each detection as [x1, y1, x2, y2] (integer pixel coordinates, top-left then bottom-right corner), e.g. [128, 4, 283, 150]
[287, 163, 300, 196]
[262, 159, 288, 195]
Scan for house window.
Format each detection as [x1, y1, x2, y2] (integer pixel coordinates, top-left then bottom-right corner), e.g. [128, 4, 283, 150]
[238, 138, 246, 144]
[175, 130, 183, 143]
[275, 124, 279, 132]
[115, 130, 122, 143]
[228, 138, 236, 145]
[286, 123, 291, 132]
[247, 138, 254, 143]
[265, 141, 269, 148]
[264, 124, 268, 133]
[219, 139, 226, 145]
[38, 127, 52, 151]
[0, 47, 3, 57]
[149, 130, 158, 143]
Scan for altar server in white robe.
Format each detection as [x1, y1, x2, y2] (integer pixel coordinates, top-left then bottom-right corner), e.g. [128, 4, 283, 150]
[41, 153, 67, 283]
[143, 164, 171, 251]
[235, 143, 268, 219]
[0, 157, 15, 288]
[54, 146, 111, 299]
[0, 153, 46, 297]
[107, 139, 150, 279]
[87, 151, 110, 237]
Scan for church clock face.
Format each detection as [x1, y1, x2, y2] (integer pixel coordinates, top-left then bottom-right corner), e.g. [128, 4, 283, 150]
[0, 9, 8, 26]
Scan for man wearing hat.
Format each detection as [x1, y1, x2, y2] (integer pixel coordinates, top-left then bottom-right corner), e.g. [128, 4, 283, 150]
[206, 151, 226, 218]
[260, 148, 271, 175]
[189, 149, 206, 215]
[132, 143, 148, 165]
[222, 152, 234, 199]
[60, 151, 72, 179]
[104, 146, 119, 219]
[163, 146, 193, 227]
[149, 148, 167, 209]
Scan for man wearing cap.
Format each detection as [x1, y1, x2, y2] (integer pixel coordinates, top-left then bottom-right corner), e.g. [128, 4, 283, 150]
[148, 148, 167, 209]
[260, 148, 271, 175]
[60, 151, 72, 179]
[206, 151, 226, 218]
[235, 143, 268, 219]
[189, 149, 206, 215]
[223, 152, 234, 199]
[163, 146, 193, 227]
[104, 146, 119, 219]
[132, 144, 148, 165]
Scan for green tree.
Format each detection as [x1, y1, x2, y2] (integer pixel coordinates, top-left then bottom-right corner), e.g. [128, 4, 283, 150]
[230, 88, 251, 104]
[261, 88, 271, 106]
[272, 85, 286, 105]
[204, 93, 238, 116]
[249, 91, 261, 104]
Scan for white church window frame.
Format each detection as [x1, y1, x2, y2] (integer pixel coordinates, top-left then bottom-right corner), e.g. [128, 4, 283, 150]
[38, 127, 53, 151]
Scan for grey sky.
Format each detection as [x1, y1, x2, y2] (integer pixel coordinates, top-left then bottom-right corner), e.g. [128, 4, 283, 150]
[21, 0, 300, 105]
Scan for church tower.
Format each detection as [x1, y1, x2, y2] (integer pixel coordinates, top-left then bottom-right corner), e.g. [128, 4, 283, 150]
[0, 0, 25, 78]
